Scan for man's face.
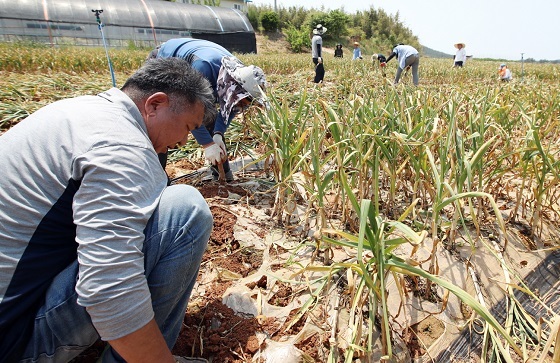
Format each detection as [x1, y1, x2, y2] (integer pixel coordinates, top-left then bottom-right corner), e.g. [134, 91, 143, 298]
[144, 93, 205, 153]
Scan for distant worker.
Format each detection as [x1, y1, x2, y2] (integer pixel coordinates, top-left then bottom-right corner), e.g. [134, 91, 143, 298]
[311, 24, 327, 83]
[384, 43, 420, 86]
[334, 43, 343, 58]
[352, 42, 363, 60]
[453, 42, 467, 67]
[498, 63, 512, 81]
[372, 53, 388, 76]
[150, 38, 267, 182]
[372, 53, 387, 65]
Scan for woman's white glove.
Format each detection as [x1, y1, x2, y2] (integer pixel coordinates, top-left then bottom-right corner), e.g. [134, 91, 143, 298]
[213, 134, 226, 155]
[204, 134, 227, 164]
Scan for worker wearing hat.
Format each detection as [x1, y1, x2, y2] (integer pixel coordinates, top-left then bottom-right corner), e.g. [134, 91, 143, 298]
[352, 42, 363, 60]
[372, 53, 388, 77]
[311, 24, 327, 83]
[334, 43, 343, 58]
[151, 38, 267, 182]
[372, 53, 387, 64]
[498, 63, 512, 81]
[453, 42, 467, 67]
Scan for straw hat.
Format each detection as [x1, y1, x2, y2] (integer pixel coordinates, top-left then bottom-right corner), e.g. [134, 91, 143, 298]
[454, 42, 466, 49]
[313, 24, 327, 35]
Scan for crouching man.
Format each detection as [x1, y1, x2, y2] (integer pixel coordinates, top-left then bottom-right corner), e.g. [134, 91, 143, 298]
[0, 58, 216, 362]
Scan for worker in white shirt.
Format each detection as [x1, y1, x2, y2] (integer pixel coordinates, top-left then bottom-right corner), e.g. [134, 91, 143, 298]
[453, 42, 467, 67]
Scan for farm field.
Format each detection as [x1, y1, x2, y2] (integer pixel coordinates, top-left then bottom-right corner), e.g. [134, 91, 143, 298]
[1, 40, 559, 363]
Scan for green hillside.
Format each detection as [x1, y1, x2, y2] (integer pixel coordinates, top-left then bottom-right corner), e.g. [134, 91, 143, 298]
[422, 45, 453, 59]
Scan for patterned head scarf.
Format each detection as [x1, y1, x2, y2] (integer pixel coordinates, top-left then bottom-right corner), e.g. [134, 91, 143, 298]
[217, 56, 267, 124]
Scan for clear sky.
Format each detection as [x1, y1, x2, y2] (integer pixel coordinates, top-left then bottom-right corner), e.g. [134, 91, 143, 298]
[250, 0, 559, 61]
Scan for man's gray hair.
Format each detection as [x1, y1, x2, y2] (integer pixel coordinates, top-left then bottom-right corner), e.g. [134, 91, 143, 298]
[122, 58, 216, 126]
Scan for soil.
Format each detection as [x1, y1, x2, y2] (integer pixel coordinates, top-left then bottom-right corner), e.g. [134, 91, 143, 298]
[173, 177, 327, 362]
[402, 316, 445, 360]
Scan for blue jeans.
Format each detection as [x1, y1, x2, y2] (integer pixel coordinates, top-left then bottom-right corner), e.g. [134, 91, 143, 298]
[19, 185, 212, 363]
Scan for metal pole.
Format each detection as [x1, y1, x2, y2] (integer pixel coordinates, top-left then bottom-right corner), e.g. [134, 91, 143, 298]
[92, 9, 116, 87]
[274, 0, 278, 32]
[521, 53, 524, 82]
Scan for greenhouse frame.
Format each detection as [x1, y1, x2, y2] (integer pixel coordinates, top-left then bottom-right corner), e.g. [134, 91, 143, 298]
[0, 0, 257, 53]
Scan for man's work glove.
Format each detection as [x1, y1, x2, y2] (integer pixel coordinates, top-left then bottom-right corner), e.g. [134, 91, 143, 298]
[318, 57, 323, 64]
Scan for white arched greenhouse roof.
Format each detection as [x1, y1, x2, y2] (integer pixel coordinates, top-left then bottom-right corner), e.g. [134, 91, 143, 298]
[0, 0, 257, 53]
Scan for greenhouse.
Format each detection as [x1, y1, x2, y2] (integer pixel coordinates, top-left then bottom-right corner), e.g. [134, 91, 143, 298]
[0, 0, 257, 53]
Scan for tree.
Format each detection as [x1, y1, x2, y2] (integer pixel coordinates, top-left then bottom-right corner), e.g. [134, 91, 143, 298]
[261, 11, 279, 32]
[284, 24, 310, 53]
[247, 3, 421, 53]
[325, 10, 349, 39]
[247, 6, 260, 30]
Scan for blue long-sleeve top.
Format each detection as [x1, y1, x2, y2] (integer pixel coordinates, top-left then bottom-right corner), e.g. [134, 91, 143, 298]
[157, 38, 236, 145]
